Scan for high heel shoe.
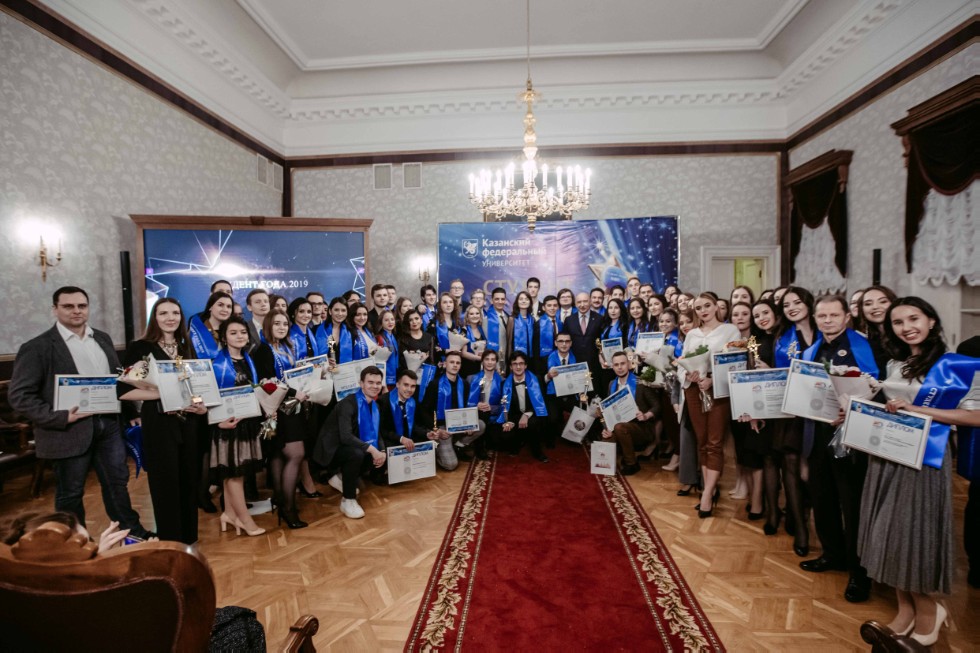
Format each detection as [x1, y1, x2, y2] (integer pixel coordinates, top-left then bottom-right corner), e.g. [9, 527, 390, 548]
[677, 485, 695, 496]
[910, 602, 947, 646]
[747, 510, 765, 521]
[763, 510, 783, 535]
[297, 486, 323, 498]
[277, 506, 308, 529]
[219, 512, 240, 535]
[233, 516, 266, 537]
[695, 487, 720, 516]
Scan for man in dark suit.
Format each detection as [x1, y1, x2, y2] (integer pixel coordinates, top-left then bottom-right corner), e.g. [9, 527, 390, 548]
[312, 365, 387, 519]
[9, 286, 151, 537]
[563, 291, 603, 385]
[244, 288, 270, 353]
[367, 283, 388, 332]
[374, 369, 435, 483]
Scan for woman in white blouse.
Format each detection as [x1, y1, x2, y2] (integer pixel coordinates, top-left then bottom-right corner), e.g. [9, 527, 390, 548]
[682, 292, 742, 517]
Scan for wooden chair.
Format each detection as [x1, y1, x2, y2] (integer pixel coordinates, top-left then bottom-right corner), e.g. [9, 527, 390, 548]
[0, 522, 319, 652]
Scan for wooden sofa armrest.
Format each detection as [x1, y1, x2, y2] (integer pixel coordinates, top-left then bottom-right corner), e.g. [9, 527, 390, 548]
[280, 614, 319, 653]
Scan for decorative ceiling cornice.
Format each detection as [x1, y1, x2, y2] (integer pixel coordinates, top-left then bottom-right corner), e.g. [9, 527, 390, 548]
[776, 0, 910, 98]
[129, 0, 290, 118]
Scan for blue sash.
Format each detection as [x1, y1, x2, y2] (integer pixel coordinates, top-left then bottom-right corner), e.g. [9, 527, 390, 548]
[420, 304, 436, 329]
[336, 325, 354, 364]
[289, 324, 323, 360]
[356, 390, 380, 449]
[512, 314, 534, 355]
[435, 374, 467, 421]
[465, 324, 487, 354]
[802, 329, 879, 379]
[913, 354, 980, 470]
[664, 330, 682, 358]
[187, 314, 221, 359]
[608, 372, 637, 397]
[545, 350, 576, 395]
[270, 343, 295, 380]
[484, 307, 507, 351]
[416, 363, 438, 403]
[467, 371, 503, 413]
[435, 319, 452, 351]
[381, 331, 399, 385]
[352, 327, 374, 361]
[212, 349, 258, 389]
[496, 373, 547, 423]
[389, 392, 416, 438]
[627, 322, 648, 348]
[537, 314, 558, 358]
[602, 322, 622, 340]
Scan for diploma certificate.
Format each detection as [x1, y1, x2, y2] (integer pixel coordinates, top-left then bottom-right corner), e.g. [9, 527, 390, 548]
[601, 337, 624, 360]
[332, 359, 386, 401]
[151, 359, 221, 412]
[386, 441, 438, 484]
[728, 368, 792, 420]
[599, 386, 638, 431]
[634, 332, 666, 356]
[590, 440, 617, 476]
[840, 398, 932, 469]
[207, 385, 262, 425]
[781, 359, 840, 423]
[283, 364, 316, 394]
[552, 362, 591, 397]
[54, 375, 120, 414]
[711, 350, 749, 399]
[444, 407, 480, 434]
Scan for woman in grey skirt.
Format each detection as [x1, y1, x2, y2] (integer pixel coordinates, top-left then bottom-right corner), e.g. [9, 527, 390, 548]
[857, 297, 980, 647]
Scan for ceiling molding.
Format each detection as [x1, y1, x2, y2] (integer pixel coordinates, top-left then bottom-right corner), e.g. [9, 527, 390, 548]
[130, 0, 290, 117]
[234, 0, 308, 70]
[288, 81, 780, 122]
[775, 0, 911, 99]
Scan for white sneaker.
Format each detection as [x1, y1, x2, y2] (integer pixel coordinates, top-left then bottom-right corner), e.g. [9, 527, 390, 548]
[340, 498, 365, 519]
[327, 474, 359, 496]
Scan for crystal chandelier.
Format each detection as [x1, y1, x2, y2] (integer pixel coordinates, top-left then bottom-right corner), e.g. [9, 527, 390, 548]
[468, 0, 591, 232]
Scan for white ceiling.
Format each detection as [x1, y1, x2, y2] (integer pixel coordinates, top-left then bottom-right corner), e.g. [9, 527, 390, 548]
[236, 0, 810, 70]
[36, 0, 978, 155]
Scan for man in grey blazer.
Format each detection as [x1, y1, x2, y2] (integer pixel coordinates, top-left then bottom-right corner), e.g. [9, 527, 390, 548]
[9, 286, 151, 537]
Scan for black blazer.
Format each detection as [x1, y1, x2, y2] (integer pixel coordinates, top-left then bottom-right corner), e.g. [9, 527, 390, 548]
[563, 310, 603, 380]
[378, 394, 429, 447]
[313, 393, 372, 468]
[9, 325, 122, 459]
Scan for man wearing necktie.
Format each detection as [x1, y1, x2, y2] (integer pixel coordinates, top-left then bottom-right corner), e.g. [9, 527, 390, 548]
[532, 295, 562, 377]
[563, 292, 603, 385]
[543, 333, 578, 445]
[376, 370, 432, 484]
[421, 351, 484, 470]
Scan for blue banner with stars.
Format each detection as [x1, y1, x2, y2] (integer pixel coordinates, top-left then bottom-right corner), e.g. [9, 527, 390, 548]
[437, 217, 678, 298]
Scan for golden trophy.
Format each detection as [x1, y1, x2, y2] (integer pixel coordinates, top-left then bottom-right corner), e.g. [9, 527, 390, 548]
[174, 356, 203, 408]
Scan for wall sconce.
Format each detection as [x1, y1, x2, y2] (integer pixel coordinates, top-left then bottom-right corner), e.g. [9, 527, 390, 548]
[414, 255, 435, 285]
[39, 235, 63, 282]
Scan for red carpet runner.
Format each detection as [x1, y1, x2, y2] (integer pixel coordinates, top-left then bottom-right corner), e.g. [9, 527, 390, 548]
[405, 444, 725, 651]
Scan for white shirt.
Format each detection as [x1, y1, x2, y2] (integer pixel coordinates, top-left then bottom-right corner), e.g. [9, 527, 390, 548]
[56, 322, 110, 375]
[682, 323, 742, 357]
[252, 317, 265, 336]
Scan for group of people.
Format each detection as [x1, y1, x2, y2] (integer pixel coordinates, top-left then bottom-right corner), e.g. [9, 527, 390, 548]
[8, 274, 978, 650]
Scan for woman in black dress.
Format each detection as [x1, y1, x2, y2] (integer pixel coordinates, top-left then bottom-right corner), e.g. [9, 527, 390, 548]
[398, 310, 435, 372]
[252, 309, 310, 529]
[210, 316, 264, 536]
[118, 297, 207, 544]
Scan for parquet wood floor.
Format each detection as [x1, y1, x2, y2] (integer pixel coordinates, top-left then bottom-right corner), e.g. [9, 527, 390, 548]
[1, 444, 975, 651]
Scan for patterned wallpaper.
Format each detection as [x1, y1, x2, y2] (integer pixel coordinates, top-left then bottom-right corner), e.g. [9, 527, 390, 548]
[790, 44, 977, 295]
[293, 154, 778, 302]
[0, 13, 281, 354]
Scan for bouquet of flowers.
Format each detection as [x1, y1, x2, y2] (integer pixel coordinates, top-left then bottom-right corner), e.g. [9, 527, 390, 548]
[403, 350, 428, 373]
[638, 365, 661, 387]
[676, 345, 713, 412]
[825, 364, 879, 407]
[117, 356, 157, 390]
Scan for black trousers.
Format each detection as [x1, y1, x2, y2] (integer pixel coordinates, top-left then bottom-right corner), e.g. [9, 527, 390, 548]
[332, 444, 369, 499]
[545, 394, 576, 443]
[142, 416, 200, 544]
[807, 423, 868, 576]
[498, 415, 545, 455]
[966, 479, 979, 578]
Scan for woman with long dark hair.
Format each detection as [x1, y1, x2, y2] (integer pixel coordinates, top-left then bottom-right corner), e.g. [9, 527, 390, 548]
[118, 298, 206, 544]
[325, 297, 351, 363]
[376, 308, 400, 389]
[859, 285, 897, 375]
[428, 292, 461, 364]
[508, 291, 535, 358]
[858, 297, 980, 647]
[346, 303, 377, 361]
[771, 286, 817, 556]
[210, 316, 264, 536]
[252, 309, 310, 529]
[626, 297, 651, 349]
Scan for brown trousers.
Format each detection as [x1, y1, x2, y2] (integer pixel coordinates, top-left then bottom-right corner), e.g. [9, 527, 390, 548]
[608, 421, 655, 465]
[683, 385, 730, 472]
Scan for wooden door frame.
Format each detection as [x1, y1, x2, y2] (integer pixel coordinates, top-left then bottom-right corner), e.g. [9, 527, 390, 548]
[699, 245, 781, 293]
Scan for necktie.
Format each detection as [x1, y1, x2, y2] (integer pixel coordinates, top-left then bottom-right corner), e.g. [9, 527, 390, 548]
[561, 357, 567, 366]
[399, 401, 410, 437]
[580, 313, 587, 333]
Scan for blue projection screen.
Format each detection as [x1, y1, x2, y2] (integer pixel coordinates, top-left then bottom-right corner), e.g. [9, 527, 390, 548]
[438, 217, 678, 297]
[142, 229, 365, 317]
